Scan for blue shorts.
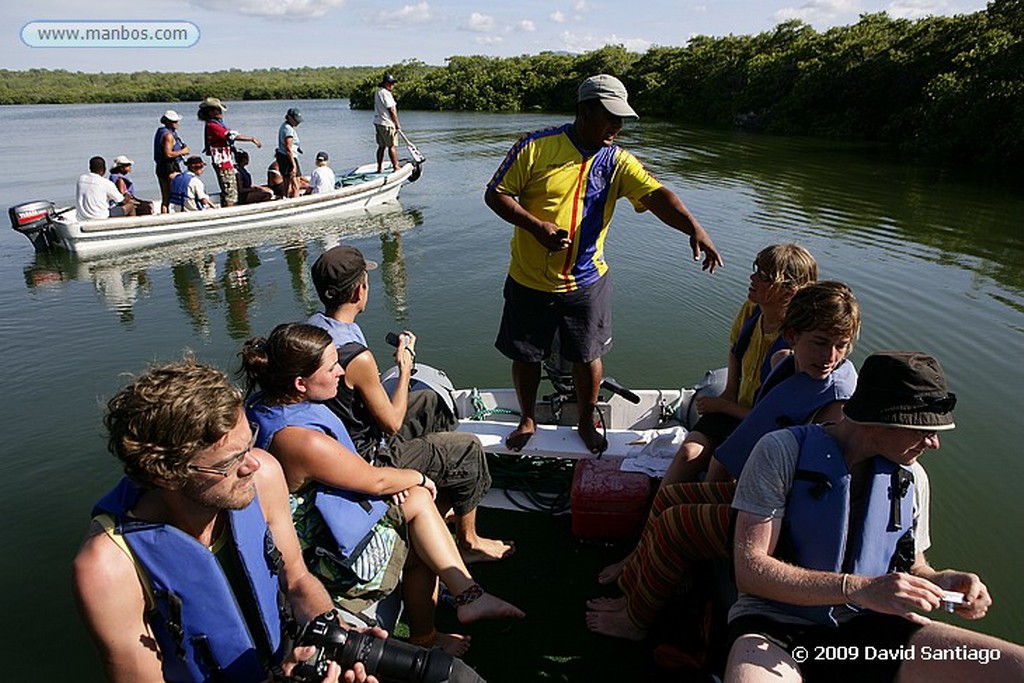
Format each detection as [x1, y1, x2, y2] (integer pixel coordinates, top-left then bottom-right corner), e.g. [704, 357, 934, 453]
[495, 274, 612, 364]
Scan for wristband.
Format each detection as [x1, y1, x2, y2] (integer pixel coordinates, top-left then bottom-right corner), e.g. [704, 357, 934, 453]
[419, 472, 427, 487]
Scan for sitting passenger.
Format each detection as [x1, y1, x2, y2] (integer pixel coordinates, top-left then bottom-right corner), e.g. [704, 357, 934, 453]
[76, 155, 137, 221]
[666, 243, 819, 484]
[596, 244, 818, 587]
[587, 281, 860, 642]
[239, 323, 524, 655]
[725, 352, 1024, 682]
[109, 156, 153, 215]
[267, 159, 307, 198]
[307, 150, 337, 194]
[235, 150, 274, 204]
[169, 156, 216, 212]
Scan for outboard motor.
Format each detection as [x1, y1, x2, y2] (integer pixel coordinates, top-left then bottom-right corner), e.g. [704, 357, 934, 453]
[9, 201, 59, 251]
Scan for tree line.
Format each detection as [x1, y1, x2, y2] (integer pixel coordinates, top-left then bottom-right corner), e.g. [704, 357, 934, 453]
[3, 1, 1020, 164]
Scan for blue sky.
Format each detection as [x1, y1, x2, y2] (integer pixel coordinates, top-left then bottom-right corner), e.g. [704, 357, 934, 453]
[7, 0, 988, 73]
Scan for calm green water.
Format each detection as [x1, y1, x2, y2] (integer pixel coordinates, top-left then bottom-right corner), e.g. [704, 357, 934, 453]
[1, 101, 1022, 673]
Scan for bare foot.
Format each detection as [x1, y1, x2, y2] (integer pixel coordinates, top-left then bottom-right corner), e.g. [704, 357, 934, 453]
[577, 419, 607, 454]
[505, 418, 535, 451]
[455, 591, 526, 624]
[431, 632, 472, 657]
[585, 596, 626, 611]
[460, 538, 515, 565]
[585, 608, 646, 641]
[597, 557, 627, 585]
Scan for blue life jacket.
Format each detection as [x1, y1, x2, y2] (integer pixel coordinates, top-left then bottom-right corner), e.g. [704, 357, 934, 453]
[716, 357, 858, 479]
[108, 172, 135, 200]
[731, 306, 789, 388]
[92, 478, 288, 682]
[246, 398, 389, 563]
[773, 425, 916, 626]
[305, 313, 368, 347]
[169, 172, 197, 208]
[155, 125, 186, 171]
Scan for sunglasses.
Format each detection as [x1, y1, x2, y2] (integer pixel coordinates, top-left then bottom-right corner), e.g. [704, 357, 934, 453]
[187, 425, 259, 478]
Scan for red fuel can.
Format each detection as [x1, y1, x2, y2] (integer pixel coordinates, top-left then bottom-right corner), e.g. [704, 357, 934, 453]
[571, 457, 653, 542]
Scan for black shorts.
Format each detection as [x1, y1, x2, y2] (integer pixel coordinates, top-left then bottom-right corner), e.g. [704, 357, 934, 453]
[727, 613, 923, 683]
[275, 151, 301, 178]
[495, 274, 612, 364]
[691, 412, 742, 441]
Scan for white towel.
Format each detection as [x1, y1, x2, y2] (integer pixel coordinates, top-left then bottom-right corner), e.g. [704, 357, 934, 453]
[619, 426, 687, 477]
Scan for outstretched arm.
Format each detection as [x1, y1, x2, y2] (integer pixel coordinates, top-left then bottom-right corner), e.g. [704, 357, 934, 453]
[268, 427, 429, 498]
[484, 186, 571, 252]
[640, 187, 723, 273]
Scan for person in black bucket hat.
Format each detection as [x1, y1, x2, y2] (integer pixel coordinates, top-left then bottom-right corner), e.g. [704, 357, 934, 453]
[725, 351, 1024, 682]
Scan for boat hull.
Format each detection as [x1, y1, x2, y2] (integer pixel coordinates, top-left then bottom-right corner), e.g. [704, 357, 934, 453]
[31, 162, 417, 258]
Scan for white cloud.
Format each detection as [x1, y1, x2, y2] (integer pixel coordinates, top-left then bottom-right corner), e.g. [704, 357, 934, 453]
[192, 0, 346, 18]
[551, 10, 566, 22]
[559, 30, 651, 54]
[369, 2, 432, 28]
[475, 35, 504, 45]
[466, 12, 496, 32]
[517, 20, 537, 32]
[886, 0, 954, 19]
[573, 0, 590, 11]
[773, 0, 861, 25]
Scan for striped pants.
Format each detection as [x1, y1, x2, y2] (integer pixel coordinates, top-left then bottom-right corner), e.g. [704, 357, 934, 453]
[618, 480, 736, 629]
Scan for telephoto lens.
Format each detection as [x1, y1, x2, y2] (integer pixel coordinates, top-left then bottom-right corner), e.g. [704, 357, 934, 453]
[292, 612, 486, 683]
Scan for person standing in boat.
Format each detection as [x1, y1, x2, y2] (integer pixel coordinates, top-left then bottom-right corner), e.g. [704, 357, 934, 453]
[108, 156, 153, 215]
[485, 74, 723, 454]
[725, 351, 1024, 682]
[373, 74, 401, 174]
[169, 156, 216, 212]
[72, 357, 383, 683]
[75, 155, 137, 221]
[153, 109, 190, 213]
[198, 97, 262, 207]
[306, 245, 514, 564]
[276, 108, 304, 198]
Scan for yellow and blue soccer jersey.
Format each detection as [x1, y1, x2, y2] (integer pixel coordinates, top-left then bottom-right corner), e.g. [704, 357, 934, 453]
[488, 124, 663, 293]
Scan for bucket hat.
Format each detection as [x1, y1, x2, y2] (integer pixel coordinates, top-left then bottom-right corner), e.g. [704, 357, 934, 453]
[843, 352, 956, 431]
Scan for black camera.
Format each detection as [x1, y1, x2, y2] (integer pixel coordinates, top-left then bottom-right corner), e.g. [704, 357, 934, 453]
[290, 612, 486, 683]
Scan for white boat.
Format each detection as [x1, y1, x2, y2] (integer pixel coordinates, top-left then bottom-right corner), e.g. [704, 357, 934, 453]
[9, 161, 421, 258]
[384, 360, 727, 512]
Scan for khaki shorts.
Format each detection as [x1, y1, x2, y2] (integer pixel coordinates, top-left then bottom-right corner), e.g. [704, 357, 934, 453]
[214, 167, 238, 204]
[375, 124, 398, 148]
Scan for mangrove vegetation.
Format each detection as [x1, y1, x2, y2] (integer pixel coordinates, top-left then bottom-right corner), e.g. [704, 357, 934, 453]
[3, 1, 1021, 164]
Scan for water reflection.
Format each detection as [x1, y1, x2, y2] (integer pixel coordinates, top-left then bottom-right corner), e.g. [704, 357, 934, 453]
[380, 230, 409, 321]
[634, 124, 1024, 295]
[22, 206, 423, 332]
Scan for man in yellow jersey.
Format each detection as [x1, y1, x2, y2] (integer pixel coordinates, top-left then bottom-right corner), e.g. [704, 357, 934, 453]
[485, 74, 723, 453]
